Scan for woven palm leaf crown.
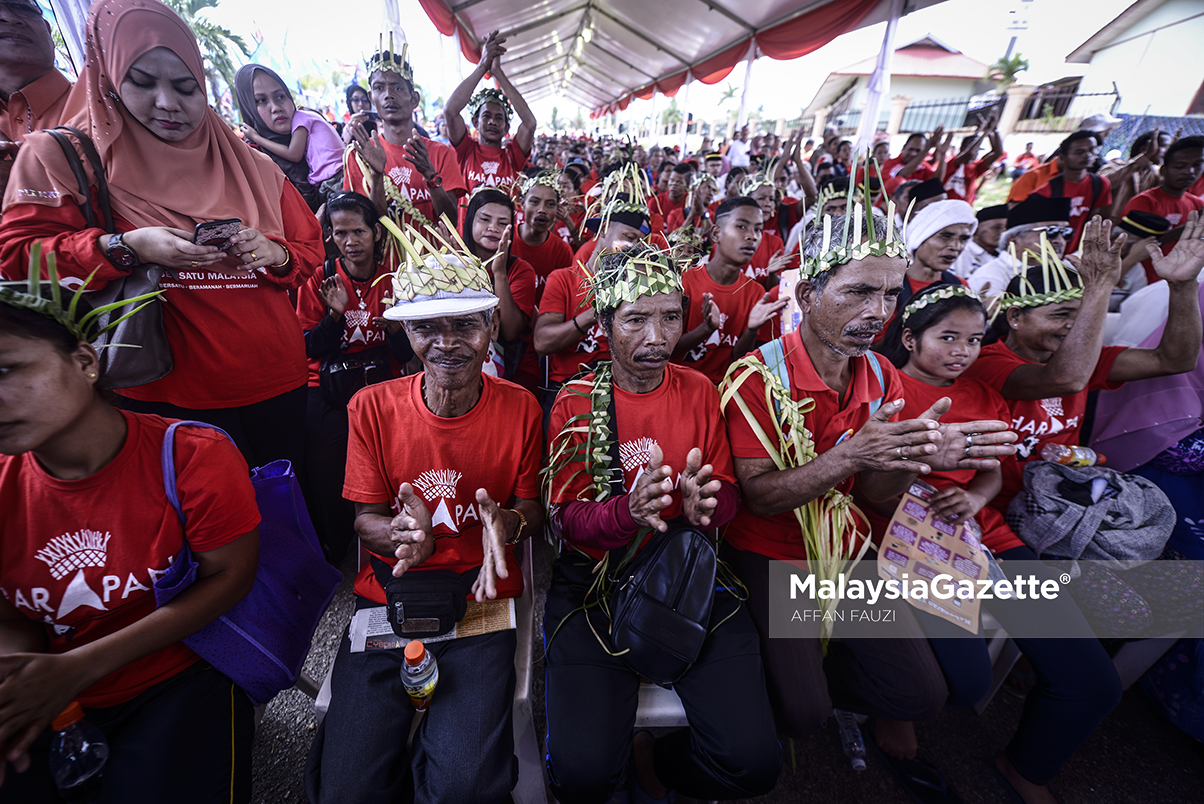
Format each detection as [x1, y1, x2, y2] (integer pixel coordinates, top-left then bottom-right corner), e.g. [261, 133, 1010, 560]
[902, 284, 981, 324]
[0, 243, 161, 344]
[365, 33, 412, 84]
[378, 216, 499, 321]
[802, 197, 908, 278]
[469, 87, 513, 120]
[520, 170, 561, 200]
[588, 245, 683, 313]
[997, 234, 1083, 311]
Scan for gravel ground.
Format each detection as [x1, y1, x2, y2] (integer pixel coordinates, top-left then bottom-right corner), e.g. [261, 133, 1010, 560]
[252, 545, 1204, 804]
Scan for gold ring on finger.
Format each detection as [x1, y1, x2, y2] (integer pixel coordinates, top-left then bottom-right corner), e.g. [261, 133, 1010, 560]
[190, 260, 197, 269]
[250, 251, 257, 261]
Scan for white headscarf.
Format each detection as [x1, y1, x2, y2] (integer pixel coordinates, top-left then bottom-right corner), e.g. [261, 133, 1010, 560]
[905, 200, 978, 259]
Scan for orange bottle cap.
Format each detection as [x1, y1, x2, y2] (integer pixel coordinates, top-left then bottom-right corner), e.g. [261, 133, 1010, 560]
[404, 640, 426, 665]
[52, 701, 84, 731]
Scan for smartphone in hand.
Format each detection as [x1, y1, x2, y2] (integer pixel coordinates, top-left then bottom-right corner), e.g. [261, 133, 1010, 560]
[193, 218, 241, 250]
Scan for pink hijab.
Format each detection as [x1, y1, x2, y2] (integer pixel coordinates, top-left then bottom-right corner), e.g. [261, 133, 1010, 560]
[5, 0, 286, 235]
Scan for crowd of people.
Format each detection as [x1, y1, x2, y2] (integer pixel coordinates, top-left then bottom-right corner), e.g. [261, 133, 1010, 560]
[2, 1, 1203, 803]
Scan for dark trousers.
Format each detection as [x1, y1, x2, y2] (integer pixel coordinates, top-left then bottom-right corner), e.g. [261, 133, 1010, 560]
[724, 546, 949, 738]
[0, 662, 253, 804]
[543, 554, 782, 803]
[302, 387, 355, 562]
[305, 597, 518, 804]
[120, 384, 307, 473]
[920, 545, 1123, 785]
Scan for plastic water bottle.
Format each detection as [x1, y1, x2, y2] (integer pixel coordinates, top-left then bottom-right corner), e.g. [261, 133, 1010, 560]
[833, 709, 867, 771]
[401, 640, 439, 711]
[1040, 442, 1104, 467]
[49, 701, 109, 803]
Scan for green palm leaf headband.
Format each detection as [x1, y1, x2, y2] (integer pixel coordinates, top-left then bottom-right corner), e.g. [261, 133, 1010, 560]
[587, 244, 684, 312]
[468, 87, 513, 120]
[0, 242, 162, 345]
[902, 284, 981, 325]
[740, 171, 776, 198]
[365, 33, 412, 83]
[520, 170, 561, 201]
[800, 167, 910, 278]
[997, 234, 1083, 311]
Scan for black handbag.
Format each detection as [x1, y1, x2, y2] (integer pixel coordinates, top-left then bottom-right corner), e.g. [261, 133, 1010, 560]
[603, 392, 717, 686]
[43, 127, 173, 389]
[371, 557, 471, 638]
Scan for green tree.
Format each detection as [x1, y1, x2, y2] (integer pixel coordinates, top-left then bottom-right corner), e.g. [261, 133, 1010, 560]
[548, 106, 565, 132]
[662, 99, 683, 126]
[987, 53, 1030, 91]
[164, 0, 250, 106]
[571, 108, 585, 131]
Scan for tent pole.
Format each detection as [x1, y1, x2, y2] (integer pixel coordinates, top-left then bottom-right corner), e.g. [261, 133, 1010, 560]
[736, 41, 757, 128]
[853, 0, 905, 155]
[678, 75, 692, 156]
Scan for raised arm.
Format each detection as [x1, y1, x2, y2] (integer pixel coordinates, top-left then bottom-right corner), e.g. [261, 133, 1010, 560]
[1110, 210, 1204, 381]
[443, 31, 506, 147]
[492, 63, 536, 157]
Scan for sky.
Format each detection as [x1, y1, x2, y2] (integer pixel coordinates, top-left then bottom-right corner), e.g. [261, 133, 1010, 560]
[195, 0, 1132, 128]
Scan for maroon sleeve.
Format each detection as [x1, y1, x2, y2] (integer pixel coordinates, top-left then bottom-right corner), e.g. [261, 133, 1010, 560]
[559, 480, 740, 548]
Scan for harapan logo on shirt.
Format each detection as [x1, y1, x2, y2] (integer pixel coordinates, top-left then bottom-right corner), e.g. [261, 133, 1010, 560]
[481, 160, 500, 176]
[388, 165, 414, 186]
[412, 469, 463, 533]
[35, 530, 111, 624]
[1039, 397, 1064, 418]
[620, 437, 660, 474]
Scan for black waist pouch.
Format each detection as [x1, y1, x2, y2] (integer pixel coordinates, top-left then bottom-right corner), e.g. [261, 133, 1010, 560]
[370, 557, 471, 637]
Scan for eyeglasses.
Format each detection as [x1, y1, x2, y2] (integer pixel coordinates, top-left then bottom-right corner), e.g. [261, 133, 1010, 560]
[1031, 226, 1074, 239]
[1, 0, 42, 18]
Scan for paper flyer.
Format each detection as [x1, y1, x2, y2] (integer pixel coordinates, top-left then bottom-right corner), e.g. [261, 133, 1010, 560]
[779, 268, 802, 335]
[349, 598, 516, 653]
[876, 481, 990, 633]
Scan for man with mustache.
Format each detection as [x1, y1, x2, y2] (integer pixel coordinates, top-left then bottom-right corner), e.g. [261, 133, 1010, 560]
[1, 0, 69, 197]
[512, 171, 574, 304]
[543, 244, 781, 803]
[720, 203, 1016, 758]
[307, 222, 543, 804]
[675, 197, 787, 384]
[443, 30, 536, 198]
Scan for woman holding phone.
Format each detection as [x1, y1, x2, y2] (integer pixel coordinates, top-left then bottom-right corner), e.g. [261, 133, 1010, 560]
[0, 0, 323, 469]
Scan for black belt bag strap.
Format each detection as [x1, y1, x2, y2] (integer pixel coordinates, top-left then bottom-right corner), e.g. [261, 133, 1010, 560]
[320, 345, 391, 408]
[603, 387, 716, 686]
[370, 557, 470, 638]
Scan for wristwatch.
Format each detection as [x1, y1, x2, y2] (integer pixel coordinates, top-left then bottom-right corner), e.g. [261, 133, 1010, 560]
[105, 233, 139, 269]
[425, 173, 444, 189]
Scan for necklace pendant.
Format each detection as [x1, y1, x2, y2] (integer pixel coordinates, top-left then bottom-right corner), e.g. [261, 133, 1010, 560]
[359, 300, 367, 310]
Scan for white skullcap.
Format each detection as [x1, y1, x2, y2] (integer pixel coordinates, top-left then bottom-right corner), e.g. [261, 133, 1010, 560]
[905, 200, 978, 258]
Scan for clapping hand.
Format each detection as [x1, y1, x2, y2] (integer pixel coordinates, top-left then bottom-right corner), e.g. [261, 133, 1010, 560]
[389, 483, 434, 576]
[627, 443, 674, 532]
[319, 275, 349, 316]
[1148, 210, 1204, 284]
[472, 488, 512, 602]
[747, 291, 788, 330]
[680, 447, 722, 528]
[1078, 215, 1126, 287]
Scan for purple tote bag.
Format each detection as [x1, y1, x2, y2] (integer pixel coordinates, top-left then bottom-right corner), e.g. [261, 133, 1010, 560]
[153, 421, 342, 705]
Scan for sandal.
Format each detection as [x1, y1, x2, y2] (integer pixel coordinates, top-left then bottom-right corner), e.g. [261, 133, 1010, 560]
[867, 731, 964, 804]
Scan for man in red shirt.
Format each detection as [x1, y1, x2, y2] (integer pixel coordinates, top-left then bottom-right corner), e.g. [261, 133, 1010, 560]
[942, 116, 1002, 205]
[1009, 142, 1040, 180]
[720, 202, 1014, 752]
[1123, 136, 1204, 284]
[651, 162, 691, 229]
[442, 31, 535, 197]
[310, 220, 544, 804]
[1032, 130, 1112, 252]
[543, 244, 780, 803]
[1, 0, 71, 197]
[881, 126, 945, 196]
[512, 172, 573, 303]
[344, 45, 465, 239]
[676, 198, 785, 383]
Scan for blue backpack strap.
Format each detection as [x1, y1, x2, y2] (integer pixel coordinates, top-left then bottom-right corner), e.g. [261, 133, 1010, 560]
[161, 420, 237, 527]
[865, 351, 885, 417]
[759, 337, 790, 395]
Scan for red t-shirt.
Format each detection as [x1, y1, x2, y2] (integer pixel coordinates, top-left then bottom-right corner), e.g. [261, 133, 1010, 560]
[652, 192, 686, 229]
[0, 412, 259, 707]
[343, 136, 467, 227]
[511, 230, 574, 305]
[677, 264, 764, 384]
[343, 375, 542, 603]
[453, 138, 529, 196]
[861, 373, 1023, 553]
[742, 229, 785, 282]
[962, 341, 1126, 508]
[0, 186, 323, 408]
[942, 157, 990, 204]
[295, 260, 398, 386]
[499, 256, 539, 389]
[1034, 174, 1113, 252]
[548, 364, 737, 560]
[1190, 174, 1204, 199]
[1124, 187, 1204, 283]
[540, 263, 609, 382]
[723, 330, 901, 560]
[666, 207, 710, 234]
[881, 155, 935, 196]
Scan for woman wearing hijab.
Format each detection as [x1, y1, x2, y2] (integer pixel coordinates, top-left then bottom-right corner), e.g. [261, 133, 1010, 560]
[0, 0, 323, 472]
[235, 63, 323, 211]
[339, 82, 376, 143]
